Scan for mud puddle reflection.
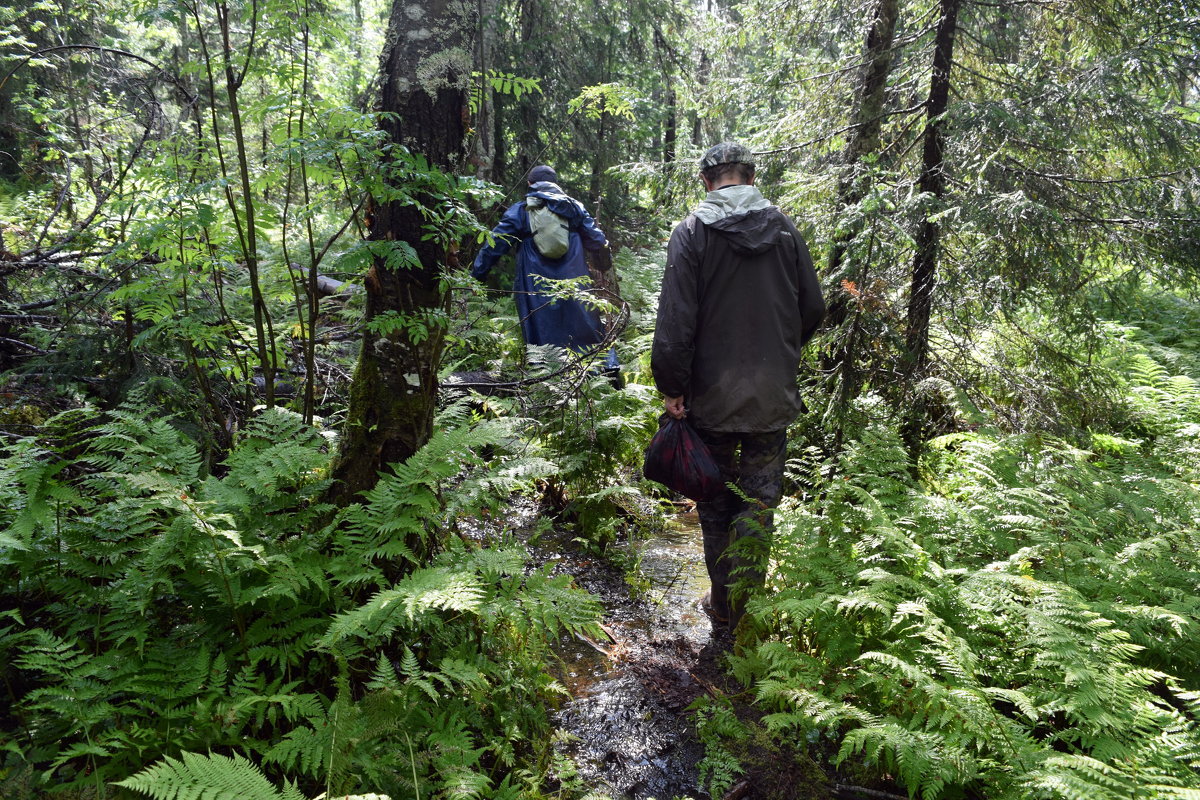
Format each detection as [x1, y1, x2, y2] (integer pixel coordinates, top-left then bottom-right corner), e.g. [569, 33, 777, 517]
[548, 510, 724, 799]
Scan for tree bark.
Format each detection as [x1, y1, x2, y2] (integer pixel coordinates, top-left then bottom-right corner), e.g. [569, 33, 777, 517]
[690, 51, 710, 147]
[589, 31, 616, 209]
[902, 0, 961, 453]
[471, 0, 497, 180]
[0, 87, 21, 183]
[0, 232, 12, 371]
[663, 89, 677, 164]
[492, 89, 507, 184]
[905, 0, 960, 376]
[821, 0, 901, 453]
[515, 0, 542, 176]
[327, 0, 472, 503]
[827, 0, 900, 282]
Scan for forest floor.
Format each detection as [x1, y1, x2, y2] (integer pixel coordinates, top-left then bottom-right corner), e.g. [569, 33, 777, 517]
[497, 498, 852, 800]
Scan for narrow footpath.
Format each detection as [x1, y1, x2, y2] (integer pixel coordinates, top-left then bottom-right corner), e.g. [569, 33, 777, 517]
[536, 509, 723, 799]
[486, 499, 895, 800]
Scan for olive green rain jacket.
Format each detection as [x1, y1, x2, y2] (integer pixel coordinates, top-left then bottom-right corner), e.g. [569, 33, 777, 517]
[652, 185, 825, 433]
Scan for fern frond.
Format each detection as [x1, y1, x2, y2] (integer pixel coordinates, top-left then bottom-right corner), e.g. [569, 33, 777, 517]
[116, 751, 307, 800]
[320, 567, 485, 647]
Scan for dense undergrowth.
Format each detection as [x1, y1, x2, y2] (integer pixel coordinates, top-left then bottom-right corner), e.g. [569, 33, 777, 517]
[6, 231, 1200, 800]
[703, 284, 1200, 800]
[0, 243, 668, 799]
[5, 171, 1200, 800]
[4, 0, 1199, 795]
[0, 401, 613, 798]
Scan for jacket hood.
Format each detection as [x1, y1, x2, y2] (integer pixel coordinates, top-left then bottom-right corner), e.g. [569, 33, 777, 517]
[695, 185, 785, 256]
[692, 185, 771, 224]
[527, 181, 586, 224]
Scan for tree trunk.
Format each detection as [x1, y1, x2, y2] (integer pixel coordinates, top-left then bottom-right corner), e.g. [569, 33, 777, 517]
[0, 232, 11, 371]
[589, 111, 608, 210]
[820, 0, 901, 453]
[827, 0, 900, 282]
[492, 90, 507, 184]
[905, 0, 960, 375]
[471, 0, 497, 180]
[903, 0, 961, 451]
[0, 84, 21, 183]
[588, 32, 616, 210]
[327, 0, 472, 503]
[663, 89, 677, 164]
[690, 51, 710, 147]
[515, 0, 542, 176]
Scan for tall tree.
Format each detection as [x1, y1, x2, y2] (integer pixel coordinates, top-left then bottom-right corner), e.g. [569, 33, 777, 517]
[900, 0, 960, 449]
[822, 0, 902, 452]
[826, 0, 901, 284]
[904, 0, 961, 380]
[328, 0, 475, 502]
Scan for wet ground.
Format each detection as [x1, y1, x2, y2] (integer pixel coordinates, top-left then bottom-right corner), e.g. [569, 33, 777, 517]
[494, 498, 885, 800]
[535, 508, 727, 800]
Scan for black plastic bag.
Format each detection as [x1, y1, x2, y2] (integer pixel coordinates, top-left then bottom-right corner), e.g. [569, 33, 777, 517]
[642, 414, 725, 501]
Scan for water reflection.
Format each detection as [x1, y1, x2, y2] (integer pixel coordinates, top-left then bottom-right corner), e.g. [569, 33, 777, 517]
[551, 512, 714, 799]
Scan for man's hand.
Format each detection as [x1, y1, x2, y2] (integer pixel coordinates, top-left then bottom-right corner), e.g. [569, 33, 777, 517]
[664, 395, 687, 420]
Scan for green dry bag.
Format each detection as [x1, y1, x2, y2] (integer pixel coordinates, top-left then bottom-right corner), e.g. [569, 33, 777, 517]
[526, 197, 570, 259]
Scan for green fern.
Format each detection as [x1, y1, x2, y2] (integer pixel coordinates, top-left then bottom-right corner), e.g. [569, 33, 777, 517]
[116, 751, 309, 800]
[4, 397, 601, 797]
[693, 700, 748, 798]
[735, 372, 1200, 800]
[319, 566, 486, 647]
[0, 440, 79, 547]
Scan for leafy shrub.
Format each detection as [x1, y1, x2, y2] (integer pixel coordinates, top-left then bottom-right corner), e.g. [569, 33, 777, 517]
[441, 246, 669, 551]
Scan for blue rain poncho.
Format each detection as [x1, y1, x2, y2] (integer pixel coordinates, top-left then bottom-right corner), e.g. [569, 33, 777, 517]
[471, 181, 614, 362]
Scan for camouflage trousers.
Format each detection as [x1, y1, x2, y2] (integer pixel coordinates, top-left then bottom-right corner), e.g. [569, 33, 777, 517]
[695, 428, 788, 627]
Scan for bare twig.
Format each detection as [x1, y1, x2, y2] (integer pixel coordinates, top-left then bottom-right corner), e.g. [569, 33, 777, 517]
[832, 784, 910, 800]
[446, 291, 630, 395]
[0, 338, 51, 355]
[0, 315, 57, 323]
[0, 45, 196, 103]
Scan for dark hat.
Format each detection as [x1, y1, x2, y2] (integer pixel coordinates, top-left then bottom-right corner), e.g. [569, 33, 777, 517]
[699, 142, 755, 170]
[527, 165, 558, 183]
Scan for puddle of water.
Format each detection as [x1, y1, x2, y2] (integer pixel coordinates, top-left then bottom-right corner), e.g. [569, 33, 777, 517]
[556, 673, 706, 800]
[620, 511, 710, 643]
[555, 631, 614, 697]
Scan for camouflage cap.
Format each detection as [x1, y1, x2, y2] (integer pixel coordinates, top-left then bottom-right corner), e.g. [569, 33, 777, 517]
[699, 141, 755, 170]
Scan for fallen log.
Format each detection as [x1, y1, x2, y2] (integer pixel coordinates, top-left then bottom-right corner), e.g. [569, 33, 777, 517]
[315, 273, 360, 297]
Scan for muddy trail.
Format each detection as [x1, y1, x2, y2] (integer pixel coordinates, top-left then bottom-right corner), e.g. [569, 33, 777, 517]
[532, 505, 722, 799]
[501, 499, 891, 800]
[461, 494, 721, 797]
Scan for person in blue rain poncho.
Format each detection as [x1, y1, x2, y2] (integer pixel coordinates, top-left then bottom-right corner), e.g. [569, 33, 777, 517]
[471, 165, 618, 370]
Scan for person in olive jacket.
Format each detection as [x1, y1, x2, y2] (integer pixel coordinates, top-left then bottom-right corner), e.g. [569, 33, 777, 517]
[652, 142, 825, 629]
